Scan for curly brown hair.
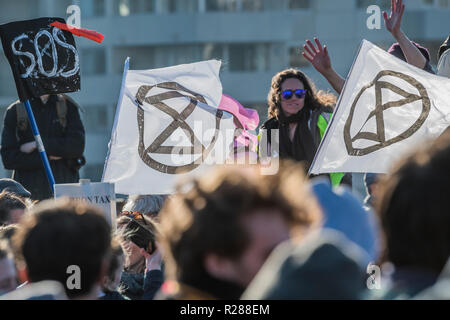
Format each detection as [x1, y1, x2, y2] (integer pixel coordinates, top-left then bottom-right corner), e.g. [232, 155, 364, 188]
[267, 68, 336, 119]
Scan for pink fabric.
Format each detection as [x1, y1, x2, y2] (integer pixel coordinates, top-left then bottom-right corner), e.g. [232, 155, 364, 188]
[218, 94, 259, 130]
[218, 94, 260, 152]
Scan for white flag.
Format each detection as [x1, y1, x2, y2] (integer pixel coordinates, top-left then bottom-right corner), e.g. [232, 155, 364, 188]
[310, 40, 450, 174]
[102, 59, 235, 194]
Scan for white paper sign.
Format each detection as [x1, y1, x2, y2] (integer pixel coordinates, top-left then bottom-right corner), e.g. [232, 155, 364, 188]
[54, 180, 116, 228]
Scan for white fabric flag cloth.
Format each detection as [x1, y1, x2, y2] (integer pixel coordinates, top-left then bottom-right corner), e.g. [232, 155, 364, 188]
[310, 40, 450, 174]
[102, 59, 235, 194]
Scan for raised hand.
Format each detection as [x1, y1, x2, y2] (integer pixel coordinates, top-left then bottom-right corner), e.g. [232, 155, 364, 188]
[302, 37, 345, 94]
[383, 0, 405, 37]
[140, 244, 163, 272]
[302, 38, 331, 75]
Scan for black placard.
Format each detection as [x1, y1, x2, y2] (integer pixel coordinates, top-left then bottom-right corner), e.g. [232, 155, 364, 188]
[0, 17, 80, 102]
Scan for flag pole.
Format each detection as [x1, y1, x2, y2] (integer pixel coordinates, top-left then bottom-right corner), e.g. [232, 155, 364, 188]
[23, 99, 56, 194]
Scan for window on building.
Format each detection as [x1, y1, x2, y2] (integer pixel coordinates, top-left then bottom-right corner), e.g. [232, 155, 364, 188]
[289, 47, 309, 68]
[164, 0, 198, 12]
[356, 0, 390, 9]
[0, 58, 17, 96]
[229, 44, 270, 72]
[113, 45, 204, 72]
[206, 0, 238, 12]
[203, 43, 225, 60]
[289, 0, 310, 9]
[81, 48, 106, 75]
[242, 0, 264, 11]
[114, 0, 155, 16]
[80, 0, 105, 17]
[423, 0, 450, 7]
[80, 163, 105, 183]
[154, 45, 203, 67]
[52, 0, 74, 17]
[81, 105, 109, 132]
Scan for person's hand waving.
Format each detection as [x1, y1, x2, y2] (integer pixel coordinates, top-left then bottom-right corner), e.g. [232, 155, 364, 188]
[302, 37, 345, 94]
[302, 38, 331, 75]
[383, 0, 405, 38]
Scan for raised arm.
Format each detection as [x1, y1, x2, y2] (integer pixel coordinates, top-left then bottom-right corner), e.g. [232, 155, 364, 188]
[302, 38, 345, 94]
[383, 0, 426, 69]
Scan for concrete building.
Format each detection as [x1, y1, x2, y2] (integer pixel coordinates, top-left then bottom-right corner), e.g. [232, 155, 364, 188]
[0, 0, 449, 183]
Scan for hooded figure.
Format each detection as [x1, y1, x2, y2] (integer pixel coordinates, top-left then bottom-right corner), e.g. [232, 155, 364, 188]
[437, 36, 450, 78]
[438, 36, 450, 61]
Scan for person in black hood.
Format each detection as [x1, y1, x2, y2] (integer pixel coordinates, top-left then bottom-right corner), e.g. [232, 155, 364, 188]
[438, 36, 450, 61]
[1, 94, 85, 201]
[437, 36, 450, 78]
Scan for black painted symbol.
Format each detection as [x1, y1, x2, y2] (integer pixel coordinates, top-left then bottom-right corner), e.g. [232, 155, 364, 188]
[344, 70, 430, 156]
[136, 82, 223, 174]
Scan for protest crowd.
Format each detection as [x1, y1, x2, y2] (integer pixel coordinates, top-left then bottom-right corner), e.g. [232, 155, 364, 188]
[1, 0, 450, 301]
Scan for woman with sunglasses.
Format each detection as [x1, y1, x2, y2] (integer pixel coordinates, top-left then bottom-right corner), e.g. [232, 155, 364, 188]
[259, 68, 337, 174]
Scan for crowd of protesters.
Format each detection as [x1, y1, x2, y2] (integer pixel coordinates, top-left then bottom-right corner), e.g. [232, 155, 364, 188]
[0, 0, 450, 300]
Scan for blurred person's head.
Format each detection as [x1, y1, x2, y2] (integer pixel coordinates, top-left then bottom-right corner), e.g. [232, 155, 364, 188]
[101, 237, 124, 294]
[159, 161, 322, 299]
[0, 224, 18, 243]
[0, 191, 27, 226]
[437, 48, 450, 78]
[0, 179, 31, 199]
[387, 41, 431, 62]
[0, 242, 17, 295]
[116, 214, 159, 274]
[122, 195, 166, 218]
[377, 131, 450, 275]
[12, 198, 111, 299]
[438, 36, 450, 61]
[267, 68, 336, 119]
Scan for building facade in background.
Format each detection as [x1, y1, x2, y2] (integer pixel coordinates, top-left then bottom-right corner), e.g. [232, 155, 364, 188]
[0, 0, 449, 181]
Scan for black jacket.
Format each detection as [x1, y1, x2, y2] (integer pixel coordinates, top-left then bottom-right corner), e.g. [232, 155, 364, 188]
[1, 95, 85, 200]
[439, 36, 450, 61]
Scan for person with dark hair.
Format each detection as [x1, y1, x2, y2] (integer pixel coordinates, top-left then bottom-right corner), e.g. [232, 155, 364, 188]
[372, 131, 450, 299]
[6, 198, 111, 300]
[258, 68, 348, 186]
[1, 94, 85, 201]
[157, 161, 322, 300]
[116, 213, 164, 300]
[0, 191, 27, 226]
[0, 178, 31, 199]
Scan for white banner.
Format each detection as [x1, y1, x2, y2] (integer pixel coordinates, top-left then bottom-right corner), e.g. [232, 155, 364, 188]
[310, 40, 450, 174]
[54, 180, 116, 228]
[102, 59, 235, 194]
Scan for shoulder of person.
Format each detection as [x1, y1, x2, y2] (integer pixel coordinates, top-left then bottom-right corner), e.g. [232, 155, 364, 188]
[260, 117, 279, 130]
[5, 100, 21, 112]
[318, 105, 334, 114]
[58, 94, 80, 110]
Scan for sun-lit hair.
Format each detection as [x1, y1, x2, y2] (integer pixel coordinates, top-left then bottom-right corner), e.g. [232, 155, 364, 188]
[267, 68, 336, 119]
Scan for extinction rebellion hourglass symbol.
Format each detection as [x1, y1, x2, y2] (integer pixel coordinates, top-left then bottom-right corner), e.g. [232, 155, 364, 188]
[344, 70, 430, 156]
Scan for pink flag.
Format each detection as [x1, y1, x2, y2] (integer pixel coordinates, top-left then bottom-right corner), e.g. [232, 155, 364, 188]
[218, 94, 260, 152]
[218, 94, 259, 130]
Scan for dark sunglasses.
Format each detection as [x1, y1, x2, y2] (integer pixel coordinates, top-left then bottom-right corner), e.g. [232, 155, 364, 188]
[281, 89, 307, 100]
[121, 211, 148, 225]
